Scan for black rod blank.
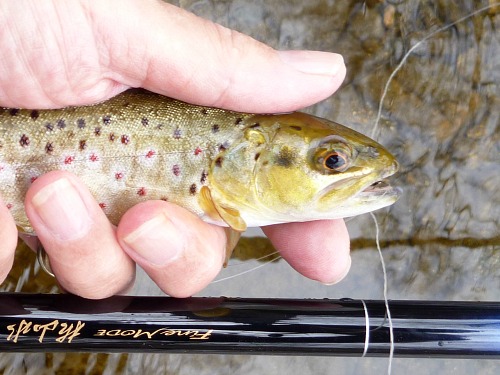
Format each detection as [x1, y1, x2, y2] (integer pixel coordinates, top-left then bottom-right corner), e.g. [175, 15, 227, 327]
[0, 293, 498, 358]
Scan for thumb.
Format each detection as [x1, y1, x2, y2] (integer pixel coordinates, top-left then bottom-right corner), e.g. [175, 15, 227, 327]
[89, 0, 346, 112]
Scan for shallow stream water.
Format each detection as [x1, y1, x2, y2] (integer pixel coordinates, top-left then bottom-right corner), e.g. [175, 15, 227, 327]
[1, 0, 499, 374]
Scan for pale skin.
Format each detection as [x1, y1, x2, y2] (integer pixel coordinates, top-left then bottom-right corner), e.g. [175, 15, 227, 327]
[0, 0, 351, 298]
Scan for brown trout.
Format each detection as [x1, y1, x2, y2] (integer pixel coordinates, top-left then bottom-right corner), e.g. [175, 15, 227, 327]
[0, 89, 400, 235]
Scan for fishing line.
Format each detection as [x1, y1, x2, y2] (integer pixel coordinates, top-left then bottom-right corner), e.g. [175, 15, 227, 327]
[368, 5, 498, 372]
[212, 254, 282, 284]
[360, 298, 370, 357]
[226, 250, 281, 267]
[370, 212, 394, 374]
[370, 2, 499, 139]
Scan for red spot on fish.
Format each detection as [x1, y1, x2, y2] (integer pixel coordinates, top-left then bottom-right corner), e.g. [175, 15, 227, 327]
[137, 187, 147, 196]
[64, 156, 74, 164]
[194, 147, 202, 155]
[115, 172, 124, 180]
[172, 164, 181, 176]
[90, 153, 99, 162]
[6, 203, 12, 210]
[146, 150, 155, 158]
[121, 135, 130, 145]
[30, 176, 38, 183]
[99, 202, 107, 209]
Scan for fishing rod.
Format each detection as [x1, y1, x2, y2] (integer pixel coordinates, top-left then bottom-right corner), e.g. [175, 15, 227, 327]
[0, 293, 498, 358]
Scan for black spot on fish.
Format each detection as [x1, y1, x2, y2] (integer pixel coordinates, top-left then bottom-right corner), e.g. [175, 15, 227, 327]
[254, 152, 261, 161]
[200, 170, 208, 184]
[45, 142, 54, 154]
[94, 127, 101, 136]
[212, 124, 220, 133]
[141, 117, 149, 126]
[121, 134, 130, 145]
[249, 123, 260, 128]
[189, 183, 197, 195]
[235, 117, 243, 125]
[215, 157, 223, 167]
[275, 147, 296, 167]
[219, 144, 227, 152]
[290, 125, 302, 131]
[201, 108, 208, 115]
[19, 134, 30, 147]
[173, 128, 182, 139]
[79, 139, 87, 150]
[57, 119, 66, 129]
[102, 115, 111, 125]
[9, 108, 19, 116]
[30, 110, 39, 120]
[109, 133, 116, 142]
[157, 123, 164, 130]
[77, 118, 86, 129]
[45, 123, 54, 131]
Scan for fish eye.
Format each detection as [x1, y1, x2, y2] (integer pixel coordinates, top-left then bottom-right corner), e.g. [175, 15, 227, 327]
[313, 146, 352, 174]
[323, 151, 349, 172]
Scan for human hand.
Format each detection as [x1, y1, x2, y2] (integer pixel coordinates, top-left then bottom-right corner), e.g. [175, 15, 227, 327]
[0, 0, 349, 298]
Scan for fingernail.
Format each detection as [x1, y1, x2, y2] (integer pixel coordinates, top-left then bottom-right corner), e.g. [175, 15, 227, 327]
[123, 214, 183, 266]
[31, 178, 92, 241]
[278, 50, 344, 76]
[322, 255, 352, 286]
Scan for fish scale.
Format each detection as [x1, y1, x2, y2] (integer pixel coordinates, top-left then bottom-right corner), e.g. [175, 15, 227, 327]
[0, 89, 400, 235]
[0, 89, 252, 233]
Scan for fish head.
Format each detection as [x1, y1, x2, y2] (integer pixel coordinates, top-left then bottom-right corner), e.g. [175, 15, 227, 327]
[208, 112, 401, 227]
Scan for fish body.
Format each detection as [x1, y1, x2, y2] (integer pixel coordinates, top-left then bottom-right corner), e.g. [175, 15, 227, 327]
[0, 89, 400, 234]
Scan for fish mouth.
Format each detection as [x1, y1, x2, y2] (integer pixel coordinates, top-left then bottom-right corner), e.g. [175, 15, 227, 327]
[358, 159, 401, 198]
[359, 179, 402, 199]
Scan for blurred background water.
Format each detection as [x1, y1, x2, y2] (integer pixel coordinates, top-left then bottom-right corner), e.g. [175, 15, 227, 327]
[1, 0, 499, 374]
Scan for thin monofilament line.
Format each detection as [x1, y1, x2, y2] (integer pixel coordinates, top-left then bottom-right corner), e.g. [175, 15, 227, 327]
[370, 3, 500, 140]
[370, 212, 394, 375]
[212, 254, 282, 284]
[368, 6, 499, 370]
[226, 250, 281, 267]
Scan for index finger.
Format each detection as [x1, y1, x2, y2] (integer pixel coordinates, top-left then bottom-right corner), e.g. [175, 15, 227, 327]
[262, 219, 351, 285]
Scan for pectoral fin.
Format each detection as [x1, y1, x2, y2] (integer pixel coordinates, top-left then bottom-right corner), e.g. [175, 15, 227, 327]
[199, 186, 246, 266]
[199, 186, 247, 231]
